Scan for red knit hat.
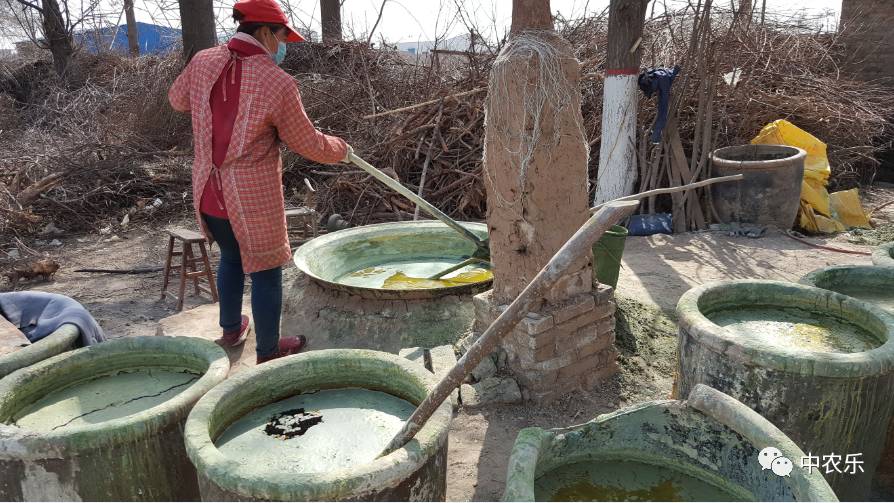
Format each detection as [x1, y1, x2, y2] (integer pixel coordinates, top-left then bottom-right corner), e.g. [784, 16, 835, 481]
[233, 0, 305, 42]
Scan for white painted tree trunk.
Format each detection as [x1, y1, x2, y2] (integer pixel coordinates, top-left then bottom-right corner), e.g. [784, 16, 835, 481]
[593, 74, 639, 205]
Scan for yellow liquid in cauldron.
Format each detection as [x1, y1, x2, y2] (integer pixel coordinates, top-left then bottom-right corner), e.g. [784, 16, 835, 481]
[338, 260, 492, 290]
[535, 460, 746, 502]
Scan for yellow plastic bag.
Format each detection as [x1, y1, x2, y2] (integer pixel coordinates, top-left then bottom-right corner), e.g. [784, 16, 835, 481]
[751, 120, 869, 233]
[830, 189, 871, 229]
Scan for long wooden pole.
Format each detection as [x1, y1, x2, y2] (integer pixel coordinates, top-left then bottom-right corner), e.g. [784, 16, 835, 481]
[589, 173, 743, 212]
[362, 88, 485, 120]
[348, 153, 489, 257]
[379, 200, 640, 457]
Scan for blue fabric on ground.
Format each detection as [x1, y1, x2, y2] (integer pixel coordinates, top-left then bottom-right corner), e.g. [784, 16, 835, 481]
[0, 292, 105, 345]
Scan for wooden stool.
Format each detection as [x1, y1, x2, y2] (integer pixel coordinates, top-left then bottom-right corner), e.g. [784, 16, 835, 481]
[286, 178, 320, 246]
[286, 206, 320, 245]
[161, 228, 219, 312]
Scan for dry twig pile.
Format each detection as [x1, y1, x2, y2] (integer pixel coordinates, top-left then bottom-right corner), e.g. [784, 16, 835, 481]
[0, 7, 891, 239]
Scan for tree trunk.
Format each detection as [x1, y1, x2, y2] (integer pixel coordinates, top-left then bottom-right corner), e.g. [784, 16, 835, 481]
[738, 0, 753, 18]
[40, 0, 74, 79]
[177, 0, 217, 62]
[592, 0, 649, 205]
[124, 0, 139, 56]
[510, 0, 553, 34]
[320, 0, 342, 42]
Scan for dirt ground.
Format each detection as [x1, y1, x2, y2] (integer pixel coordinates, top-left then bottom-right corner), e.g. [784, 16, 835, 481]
[2, 185, 893, 501]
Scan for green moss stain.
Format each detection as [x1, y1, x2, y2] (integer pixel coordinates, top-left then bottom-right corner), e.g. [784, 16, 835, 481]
[708, 306, 880, 353]
[215, 388, 415, 474]
[535, 460, 747, 502]
[830, 286, 894, 313]
[13, 368, 200, 432]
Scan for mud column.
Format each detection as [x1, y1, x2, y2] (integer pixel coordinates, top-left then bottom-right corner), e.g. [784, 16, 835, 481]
[476, 11, 617, 401]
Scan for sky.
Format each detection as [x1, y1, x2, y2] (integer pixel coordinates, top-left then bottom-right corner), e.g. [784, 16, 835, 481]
[2, 0, 843, 48]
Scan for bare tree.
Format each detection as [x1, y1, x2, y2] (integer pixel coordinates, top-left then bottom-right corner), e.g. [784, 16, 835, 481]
[177, 0, 216, 61]
[366, 0, 387, 46]
[320, 0, 341, 42]
[593, 0, 649, 205]
[511, 0, 553, 33]
[123, 0, 138, 56]
[3, 0, 100, 78]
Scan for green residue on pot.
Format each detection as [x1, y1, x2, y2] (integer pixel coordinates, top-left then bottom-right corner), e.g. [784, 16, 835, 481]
[337, 260, 492, 290]
[215, 388, 415, 473]
[13, 368, 200, 432]
[709, 306, 879, 353]
[534, 460, 747, 502]
[831, 286, 894, 313]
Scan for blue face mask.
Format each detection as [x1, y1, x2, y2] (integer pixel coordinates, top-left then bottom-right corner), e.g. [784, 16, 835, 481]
[273, 41, 287, 65]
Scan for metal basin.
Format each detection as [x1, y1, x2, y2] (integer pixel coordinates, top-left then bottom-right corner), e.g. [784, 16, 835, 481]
[293, 221, 491, 301]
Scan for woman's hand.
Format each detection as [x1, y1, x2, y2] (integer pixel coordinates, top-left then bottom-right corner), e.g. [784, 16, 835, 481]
[342, 144, 354, 164]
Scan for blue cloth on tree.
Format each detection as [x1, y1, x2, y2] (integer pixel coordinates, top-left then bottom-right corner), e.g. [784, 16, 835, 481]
[638, 66, 680, 143]
[0, 292, 105, 346]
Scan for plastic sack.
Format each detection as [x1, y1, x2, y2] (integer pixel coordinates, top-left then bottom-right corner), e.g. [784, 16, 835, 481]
[830, 189, 871, 229]
[751, 120, 869, 233]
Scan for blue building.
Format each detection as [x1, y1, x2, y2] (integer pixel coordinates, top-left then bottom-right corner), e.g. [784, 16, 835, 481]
[74, 22, 182, 56]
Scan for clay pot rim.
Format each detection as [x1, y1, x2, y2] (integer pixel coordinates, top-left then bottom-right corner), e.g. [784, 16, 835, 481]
[872, 242, 894, 267]
[293, 220, 492, 300]
[184, 348, 452, 501]
[0, 336, 230, 458]
[799, 264, 894, 292]
[710, 145, 807, 170]
[676, 280, 894, 378]
[502, 384, 836, 502]
[0, 324, 79, 380]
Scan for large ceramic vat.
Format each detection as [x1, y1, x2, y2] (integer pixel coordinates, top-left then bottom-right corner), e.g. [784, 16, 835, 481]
[504, 384, 836, 501]
[0, 336, 229, 501]
[0, 324, 79, 379]
[184, 349, 452, 501]
[675, 280, 894, 500]
[710, 145, 806, 229]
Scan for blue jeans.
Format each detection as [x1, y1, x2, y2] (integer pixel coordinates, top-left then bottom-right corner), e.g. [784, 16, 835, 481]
[202, 214, 282, 358]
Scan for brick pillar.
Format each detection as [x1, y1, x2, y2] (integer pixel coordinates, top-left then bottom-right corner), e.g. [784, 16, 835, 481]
[479, 29, 617, 402]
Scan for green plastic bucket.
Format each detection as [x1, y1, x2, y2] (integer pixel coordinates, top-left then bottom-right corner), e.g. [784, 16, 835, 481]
[592, 225, 628, 289]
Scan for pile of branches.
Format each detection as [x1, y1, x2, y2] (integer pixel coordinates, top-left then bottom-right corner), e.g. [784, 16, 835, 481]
[278, 41, 491, 225]
[1, 5, 892, 238]
[0, 53, 191, 237]
[288, 7, 893, 228]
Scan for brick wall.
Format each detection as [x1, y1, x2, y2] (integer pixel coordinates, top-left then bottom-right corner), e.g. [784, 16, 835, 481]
[473, 283, 618, 402]
[840, 0, 894, 81]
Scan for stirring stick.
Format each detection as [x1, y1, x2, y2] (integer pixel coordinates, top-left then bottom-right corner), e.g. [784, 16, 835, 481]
[349, 153, 489, 258]
[379, 200, 640, 457]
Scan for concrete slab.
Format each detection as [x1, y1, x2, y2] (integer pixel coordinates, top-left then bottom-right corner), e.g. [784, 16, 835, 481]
[157, 302, 256, 375]
[617, 229, 875, 313]
[0, 317, 29, 357]
[429, 345, 460, 411]
[398, 346, 426, 367]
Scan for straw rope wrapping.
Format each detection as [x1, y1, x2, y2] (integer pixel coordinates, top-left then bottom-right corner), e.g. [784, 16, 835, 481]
[484, 31, 589, 207]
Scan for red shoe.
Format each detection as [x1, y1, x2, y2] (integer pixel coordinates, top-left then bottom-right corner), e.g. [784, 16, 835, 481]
[215, 315, 251, 348]
[256, 335, 308, 364]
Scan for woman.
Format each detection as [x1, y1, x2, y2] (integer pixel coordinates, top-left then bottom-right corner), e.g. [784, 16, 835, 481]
[168, 0, 351, 364]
